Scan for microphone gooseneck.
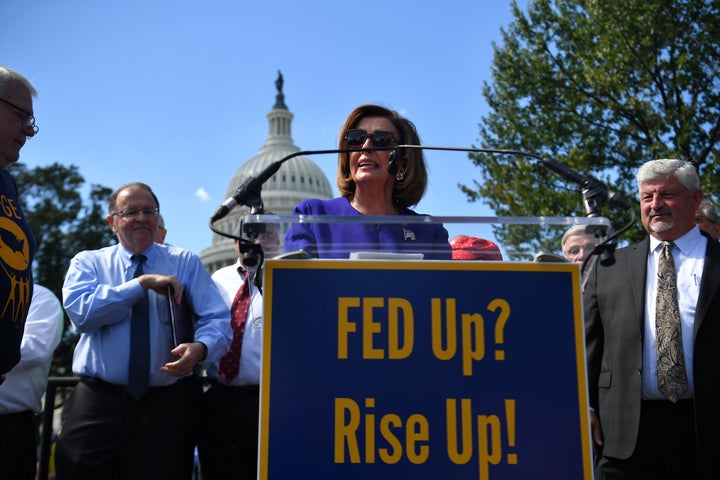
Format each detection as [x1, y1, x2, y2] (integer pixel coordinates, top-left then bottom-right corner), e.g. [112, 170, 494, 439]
[209, 144, 635, 267]
[210, 147, 396, 224]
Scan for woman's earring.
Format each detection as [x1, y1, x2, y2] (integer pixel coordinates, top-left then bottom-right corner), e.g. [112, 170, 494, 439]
[396, 171, 405, 181]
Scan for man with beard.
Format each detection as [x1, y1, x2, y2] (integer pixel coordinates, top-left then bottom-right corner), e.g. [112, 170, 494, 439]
[584, 159, 720, 478]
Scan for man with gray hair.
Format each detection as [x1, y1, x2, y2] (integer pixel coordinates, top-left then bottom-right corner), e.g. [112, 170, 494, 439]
[0, 65, 39, 380]
[584, 159, 720, 477]
[695, 197, 720, 241]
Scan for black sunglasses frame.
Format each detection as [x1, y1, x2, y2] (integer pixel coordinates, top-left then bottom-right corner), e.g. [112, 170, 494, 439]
[344, 129, 397, 148]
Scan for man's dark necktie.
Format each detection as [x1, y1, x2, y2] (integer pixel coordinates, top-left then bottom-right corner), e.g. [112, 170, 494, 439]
[656, 241, 688, 402]
[218, 272, 251, 382]
[128, 254, 150, 400]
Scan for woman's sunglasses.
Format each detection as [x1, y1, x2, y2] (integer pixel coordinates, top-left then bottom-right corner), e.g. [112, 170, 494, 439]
[344, 129, 397, 148]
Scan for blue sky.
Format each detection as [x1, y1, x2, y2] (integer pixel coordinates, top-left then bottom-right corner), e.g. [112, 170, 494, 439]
[2, 0, 530, 256]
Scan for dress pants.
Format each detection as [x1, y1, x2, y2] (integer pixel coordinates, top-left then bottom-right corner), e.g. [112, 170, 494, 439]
[54, 376, 202, 480]
[197, 383, 260, 480]
[595, 399, 700, 479]
[0, 410, 37, 480]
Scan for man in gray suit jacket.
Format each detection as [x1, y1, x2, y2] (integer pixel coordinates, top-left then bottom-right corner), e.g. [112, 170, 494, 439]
[584, 159, 720, 479]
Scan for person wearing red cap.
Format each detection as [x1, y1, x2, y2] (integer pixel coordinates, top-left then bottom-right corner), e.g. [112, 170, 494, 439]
[449, 235, 503, 261]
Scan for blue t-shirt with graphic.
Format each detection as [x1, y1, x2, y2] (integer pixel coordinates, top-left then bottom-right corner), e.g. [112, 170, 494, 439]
[0, 169, 35, 375]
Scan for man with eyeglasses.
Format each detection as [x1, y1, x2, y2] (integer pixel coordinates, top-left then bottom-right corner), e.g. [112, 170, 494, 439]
[561, 224, 603, 281]
[0, 65, 38, 383]
[561, 225, 601, 264]
[56, 182, 232, 480]
[585, 159, 720, 477]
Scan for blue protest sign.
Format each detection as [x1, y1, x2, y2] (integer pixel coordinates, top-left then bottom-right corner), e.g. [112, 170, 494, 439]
[260, 260, 593, 480]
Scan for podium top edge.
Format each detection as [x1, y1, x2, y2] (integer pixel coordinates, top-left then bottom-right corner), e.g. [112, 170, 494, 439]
[238, 214, 613, 226]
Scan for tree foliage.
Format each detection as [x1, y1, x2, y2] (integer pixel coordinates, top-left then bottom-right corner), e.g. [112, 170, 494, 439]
[13, 162, 115, 374]
[462, 0, 720, 259]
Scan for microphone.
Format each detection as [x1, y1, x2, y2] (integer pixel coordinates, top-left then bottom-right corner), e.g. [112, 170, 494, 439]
[383, 145, 631, 215]
[387, 150, 398, 175]
[210, 144, 631, 225]
[540, 156, 631, 216]
[211, 161, 281, 222]
[210, 147, 383, 223]
[540, 156, 585, 185]
[535, 155, 633, 267]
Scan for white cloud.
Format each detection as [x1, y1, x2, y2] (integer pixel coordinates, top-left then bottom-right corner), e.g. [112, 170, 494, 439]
[195, 188, 210, 202]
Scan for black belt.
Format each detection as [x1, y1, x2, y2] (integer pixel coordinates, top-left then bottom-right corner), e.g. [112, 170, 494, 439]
[80, 376, 182, 398]
[0, 410, 33, 419]
[210, 382, 259, 398]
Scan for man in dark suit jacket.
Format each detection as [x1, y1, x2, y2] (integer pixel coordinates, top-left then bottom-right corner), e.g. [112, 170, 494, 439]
[584, 158, 720, 479]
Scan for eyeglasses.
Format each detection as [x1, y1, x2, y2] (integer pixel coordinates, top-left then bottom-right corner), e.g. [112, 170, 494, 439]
[111, 207, 159, 219]
[564, 243, 597, 257]
[344, 129, 397, 148]
[0, 97, 38, 135]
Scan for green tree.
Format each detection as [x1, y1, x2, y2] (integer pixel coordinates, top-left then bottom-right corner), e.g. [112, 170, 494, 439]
[13, 162, 115, 374]
[463, 0, 720, 259]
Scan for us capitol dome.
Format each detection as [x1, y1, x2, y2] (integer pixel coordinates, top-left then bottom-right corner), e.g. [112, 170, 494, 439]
[199, 72, 333, 273]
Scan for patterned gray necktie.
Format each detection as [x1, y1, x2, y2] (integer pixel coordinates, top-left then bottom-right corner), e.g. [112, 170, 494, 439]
[656, 241, 688, 402]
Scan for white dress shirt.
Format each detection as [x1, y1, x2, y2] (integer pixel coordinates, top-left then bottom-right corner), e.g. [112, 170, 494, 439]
[0, 285, 63, 413]
[207, 261, 263, 386]
[642, 226, 705, 399]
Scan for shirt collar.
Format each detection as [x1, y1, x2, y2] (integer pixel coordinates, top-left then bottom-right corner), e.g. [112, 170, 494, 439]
[119, 243, 157, 267]
[649, 225, 703, 255]
[233, 260, 244, 276]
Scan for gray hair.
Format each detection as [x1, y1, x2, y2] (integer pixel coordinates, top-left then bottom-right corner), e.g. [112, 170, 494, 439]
[636, 159, 699, 194]
[561, 225, 593, 247]
[0, 65, 38, 97]
[108, 182, 160, 214]
[698, 198, 720, 224]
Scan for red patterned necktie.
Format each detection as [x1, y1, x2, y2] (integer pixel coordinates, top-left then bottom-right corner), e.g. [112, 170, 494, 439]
[656, 241, 688, 402]
[218, 272, 251, 382]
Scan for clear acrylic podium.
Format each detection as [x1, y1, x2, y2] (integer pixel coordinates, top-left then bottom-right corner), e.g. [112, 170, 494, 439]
[241, 213, 605, 480]
[241, 213, 613, 261]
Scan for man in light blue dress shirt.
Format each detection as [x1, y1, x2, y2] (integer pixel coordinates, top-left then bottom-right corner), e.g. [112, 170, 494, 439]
[55, 182, 232, 480]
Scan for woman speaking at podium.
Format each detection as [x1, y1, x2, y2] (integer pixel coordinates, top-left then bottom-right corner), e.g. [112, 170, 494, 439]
[284, 104, 451, 260]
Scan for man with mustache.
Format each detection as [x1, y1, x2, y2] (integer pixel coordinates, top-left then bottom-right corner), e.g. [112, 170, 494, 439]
[584, 159, 720, 478]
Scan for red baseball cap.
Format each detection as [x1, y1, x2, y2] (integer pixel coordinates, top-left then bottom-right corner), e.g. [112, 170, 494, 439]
[451, 236, 503, 261]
